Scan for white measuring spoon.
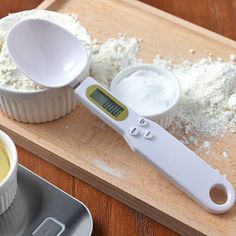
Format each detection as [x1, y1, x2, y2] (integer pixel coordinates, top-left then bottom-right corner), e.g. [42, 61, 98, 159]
[7, 19, 235, 214]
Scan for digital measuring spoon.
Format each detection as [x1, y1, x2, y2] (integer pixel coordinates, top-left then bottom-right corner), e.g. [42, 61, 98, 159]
[7, 19, 235, 213]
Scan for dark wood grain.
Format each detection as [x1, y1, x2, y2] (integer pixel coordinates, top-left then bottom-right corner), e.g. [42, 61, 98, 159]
[18, 146, 74, 194]
[18, 146, 179, 236]
[140, 0, 236, 40]
[0, 0, 42, 18]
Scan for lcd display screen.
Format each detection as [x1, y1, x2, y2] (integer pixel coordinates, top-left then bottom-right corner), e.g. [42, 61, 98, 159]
[90, 88, 124, 117]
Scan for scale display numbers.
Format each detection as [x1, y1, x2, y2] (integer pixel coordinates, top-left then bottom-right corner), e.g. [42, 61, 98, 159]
[90, 88, 124, 117]
[87, 85, 128, 121]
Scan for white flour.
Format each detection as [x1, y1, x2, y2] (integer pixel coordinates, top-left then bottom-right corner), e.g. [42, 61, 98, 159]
[90, 36, 142, 88]
[153, 56, 236, 137]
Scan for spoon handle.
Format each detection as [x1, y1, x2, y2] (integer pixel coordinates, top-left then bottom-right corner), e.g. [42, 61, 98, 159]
[75, 77, 235, 214]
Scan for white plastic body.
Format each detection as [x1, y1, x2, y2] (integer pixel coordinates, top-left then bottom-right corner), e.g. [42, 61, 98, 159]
[75, 77, 236, 214]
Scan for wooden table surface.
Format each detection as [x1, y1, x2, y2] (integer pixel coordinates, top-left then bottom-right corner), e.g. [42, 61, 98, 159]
[1, 1, 236, 235]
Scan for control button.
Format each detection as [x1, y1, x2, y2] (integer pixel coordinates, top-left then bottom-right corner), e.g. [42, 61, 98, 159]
[143, 129, 153, 139]
[129, 127, 139, 136]
[137, 117, 147, 127]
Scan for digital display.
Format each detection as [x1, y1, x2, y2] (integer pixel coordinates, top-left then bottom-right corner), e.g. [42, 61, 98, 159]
[90, 88, 124, 117]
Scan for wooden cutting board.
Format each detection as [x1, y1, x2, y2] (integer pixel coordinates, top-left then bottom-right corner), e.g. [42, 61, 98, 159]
[1, 0, 236, 235]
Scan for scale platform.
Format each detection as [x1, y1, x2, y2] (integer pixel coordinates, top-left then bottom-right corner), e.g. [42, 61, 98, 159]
[0, 165, 93, 236]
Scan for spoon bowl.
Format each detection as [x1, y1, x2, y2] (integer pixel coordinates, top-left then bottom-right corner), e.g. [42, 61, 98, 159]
[7, 19, 88, 88]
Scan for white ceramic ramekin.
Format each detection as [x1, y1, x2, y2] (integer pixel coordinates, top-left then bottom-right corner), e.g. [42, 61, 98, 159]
[0, 10, 91, 123]
[0, 86, 78, 123]
[110, 64, 181, 129]
[0, 130, 18, 215]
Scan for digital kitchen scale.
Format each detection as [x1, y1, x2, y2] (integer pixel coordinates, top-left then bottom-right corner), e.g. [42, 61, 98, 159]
[0, 165, 93, 236]
[6, 18, 236, 214]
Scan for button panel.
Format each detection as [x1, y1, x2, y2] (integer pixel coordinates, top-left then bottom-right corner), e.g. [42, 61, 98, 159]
[129, 118, 154, 140]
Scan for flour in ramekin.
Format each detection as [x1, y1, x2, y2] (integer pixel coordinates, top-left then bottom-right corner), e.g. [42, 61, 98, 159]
[0, 42, 44, 90]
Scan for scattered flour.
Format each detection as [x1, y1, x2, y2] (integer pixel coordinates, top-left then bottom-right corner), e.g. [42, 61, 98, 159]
[90, 36, 142, 88]
[229, 54, 236, 62]
[153, 56, 236, 137]
[202, 141, 211, 149]
[93, 159, 125, 178]
[223, 151, 229, 158]
[188, 48, 195, 54]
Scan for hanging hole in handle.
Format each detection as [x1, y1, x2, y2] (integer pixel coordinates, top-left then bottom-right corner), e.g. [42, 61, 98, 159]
[210, 184, 228, 205]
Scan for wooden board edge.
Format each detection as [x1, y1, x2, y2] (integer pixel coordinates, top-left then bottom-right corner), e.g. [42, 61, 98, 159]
[38, 0, 236, 49]
[37, 0, 57, 9]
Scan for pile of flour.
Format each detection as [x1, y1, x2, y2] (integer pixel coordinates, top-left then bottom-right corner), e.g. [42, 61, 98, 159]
[153, 56, 236, 140]
[90, 36, 142, 88]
